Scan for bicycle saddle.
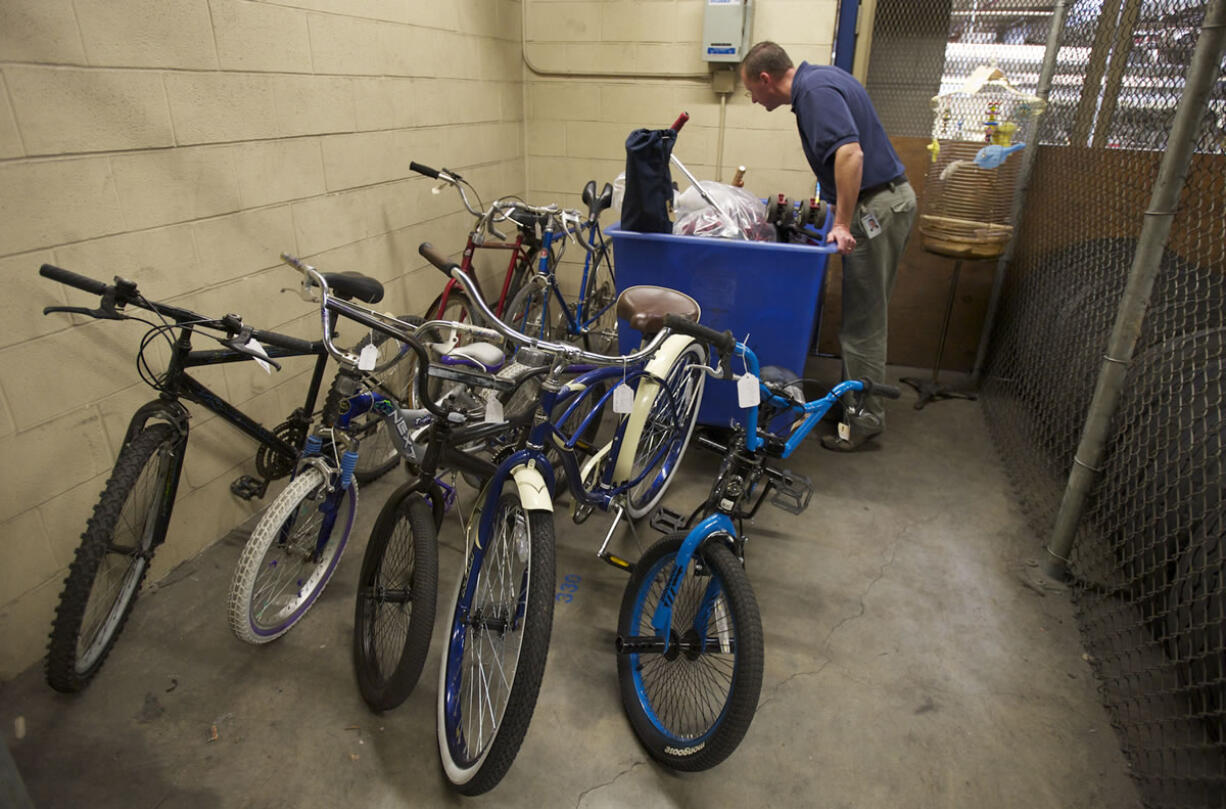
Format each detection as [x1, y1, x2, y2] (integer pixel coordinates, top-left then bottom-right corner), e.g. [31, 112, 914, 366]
[435, 341, 505, 372]
[322, 272, 383, 304]
[582, 180, 614, 220]
[507, 208, 546, 233]
[321, 272, 382, 303]
[616, 285, 700, 337]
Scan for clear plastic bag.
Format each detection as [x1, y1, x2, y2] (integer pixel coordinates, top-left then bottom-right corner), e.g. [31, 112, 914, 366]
[611, 172, 626, 217]
[672, 181, 773, 241]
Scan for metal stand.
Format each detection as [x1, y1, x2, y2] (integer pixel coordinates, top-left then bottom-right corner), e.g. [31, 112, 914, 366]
[901, 258, 979, 410]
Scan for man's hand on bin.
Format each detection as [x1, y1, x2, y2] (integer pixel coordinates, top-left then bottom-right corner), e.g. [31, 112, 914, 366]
[826, 223, 856, 255]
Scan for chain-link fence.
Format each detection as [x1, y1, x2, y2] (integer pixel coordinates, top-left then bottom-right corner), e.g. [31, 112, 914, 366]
[866, 1, 1225, 806]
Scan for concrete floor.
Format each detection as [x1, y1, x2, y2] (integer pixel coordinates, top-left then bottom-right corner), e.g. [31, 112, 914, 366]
[0, 363, 1142, 809]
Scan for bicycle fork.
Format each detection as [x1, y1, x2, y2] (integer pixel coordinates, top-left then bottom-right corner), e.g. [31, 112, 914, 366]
[615, 513, 737, 656]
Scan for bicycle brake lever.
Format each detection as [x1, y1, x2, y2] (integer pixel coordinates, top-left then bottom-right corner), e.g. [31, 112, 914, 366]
[43, 305, 125, 320]
[224, 326, 283, 372]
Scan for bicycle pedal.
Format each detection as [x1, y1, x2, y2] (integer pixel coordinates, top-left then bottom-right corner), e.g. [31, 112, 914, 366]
[230, 475, 268, 501]
[649, 506, 689, 535]
[599, 551, 634, 574]
[769, 469, 813, 515]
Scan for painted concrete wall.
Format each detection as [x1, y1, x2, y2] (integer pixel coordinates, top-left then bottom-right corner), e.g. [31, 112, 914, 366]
[0, 0, 526, 679]
[524, 0, 839, 214]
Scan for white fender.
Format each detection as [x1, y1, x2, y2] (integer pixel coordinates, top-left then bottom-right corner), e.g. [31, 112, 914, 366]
[511, 462, 554, 512]
[613, 334, 698, 483]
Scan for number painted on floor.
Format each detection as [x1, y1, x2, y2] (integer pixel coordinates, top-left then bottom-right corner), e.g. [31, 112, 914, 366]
[555, 573, 581, 603]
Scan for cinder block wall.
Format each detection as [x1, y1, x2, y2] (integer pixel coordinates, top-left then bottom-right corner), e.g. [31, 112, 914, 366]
[524, 1, 838, 236]
[0, 0, 525, 679]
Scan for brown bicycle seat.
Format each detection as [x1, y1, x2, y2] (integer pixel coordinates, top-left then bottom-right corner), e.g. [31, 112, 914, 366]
[616, 285, 701, 337]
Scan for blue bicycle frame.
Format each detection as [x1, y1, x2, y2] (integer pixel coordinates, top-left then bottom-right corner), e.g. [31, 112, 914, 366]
[644, 340, 872, 652]
[519, 219, 616, 341]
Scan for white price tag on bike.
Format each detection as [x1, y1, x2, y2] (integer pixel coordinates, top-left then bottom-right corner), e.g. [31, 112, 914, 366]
[612, 382, 635, 413]
[357, 343, 379, 371]
[244, 338, 273, 374]
[484, 393, 504, 423]
[737, 373, 760, 408]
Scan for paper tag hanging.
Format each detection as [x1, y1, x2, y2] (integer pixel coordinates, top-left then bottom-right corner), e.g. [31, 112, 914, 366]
[244, 338, 273, 374]
[737, 373, 760, 408]
[612, 382, 635, 413]
[484, 393, 504, 424]
[357, 343, 379, 371]
[838, 422, 852, 442]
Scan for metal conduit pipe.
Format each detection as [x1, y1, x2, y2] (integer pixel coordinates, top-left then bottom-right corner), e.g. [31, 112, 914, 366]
[1044, 0, 1226, 579]
[970, 0, 1068, 384]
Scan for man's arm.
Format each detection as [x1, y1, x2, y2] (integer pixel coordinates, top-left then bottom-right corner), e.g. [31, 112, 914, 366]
[828, 141, 863, 254]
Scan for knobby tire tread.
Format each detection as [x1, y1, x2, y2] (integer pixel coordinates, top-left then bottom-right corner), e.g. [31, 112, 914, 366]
[45, 423, 178, 693]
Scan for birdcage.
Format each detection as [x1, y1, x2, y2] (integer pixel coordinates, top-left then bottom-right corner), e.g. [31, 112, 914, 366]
[919, 66, 1046, 259]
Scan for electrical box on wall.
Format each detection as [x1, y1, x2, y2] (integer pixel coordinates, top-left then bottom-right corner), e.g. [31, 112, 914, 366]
[703, 0, 754, 63]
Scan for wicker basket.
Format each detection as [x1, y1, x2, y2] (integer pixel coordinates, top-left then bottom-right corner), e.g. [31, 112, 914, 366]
[919, 140, 1021, 260]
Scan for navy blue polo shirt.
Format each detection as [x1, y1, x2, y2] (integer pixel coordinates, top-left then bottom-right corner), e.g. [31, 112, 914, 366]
[790, 62, 904, 204]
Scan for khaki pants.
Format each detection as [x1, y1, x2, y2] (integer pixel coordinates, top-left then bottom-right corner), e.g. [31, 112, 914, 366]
[839, 179, 917, 426]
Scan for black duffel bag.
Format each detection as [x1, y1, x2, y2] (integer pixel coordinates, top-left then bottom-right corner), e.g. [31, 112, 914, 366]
[622, 127, 677, 233]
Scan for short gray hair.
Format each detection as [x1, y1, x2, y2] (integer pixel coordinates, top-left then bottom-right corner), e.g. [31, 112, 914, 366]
[742, 41, 793, 79]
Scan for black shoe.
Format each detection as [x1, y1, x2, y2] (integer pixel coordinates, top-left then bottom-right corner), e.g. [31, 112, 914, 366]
[820, 413, 882, 452]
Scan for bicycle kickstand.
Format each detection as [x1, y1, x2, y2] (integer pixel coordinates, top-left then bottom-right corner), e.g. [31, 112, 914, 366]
[596, 505, 635, 573]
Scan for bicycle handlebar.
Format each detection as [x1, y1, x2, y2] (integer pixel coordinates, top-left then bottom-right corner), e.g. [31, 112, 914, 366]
[662, 314, 735, 357]
[409, 160, 443, 180]
[670, 112, 689, 132]
[41, 263, 320, 367]
[418, 241, 669, 365]
[40, 264, 109, 296]
[858, 379, 902, 400]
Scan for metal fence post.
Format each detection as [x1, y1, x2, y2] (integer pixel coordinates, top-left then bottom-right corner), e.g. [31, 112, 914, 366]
[1044, 0, 1226, 579]
[970, 0, 1068, 383]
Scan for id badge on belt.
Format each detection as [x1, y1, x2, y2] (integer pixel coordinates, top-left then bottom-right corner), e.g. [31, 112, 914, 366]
[860, 209, 882, 239]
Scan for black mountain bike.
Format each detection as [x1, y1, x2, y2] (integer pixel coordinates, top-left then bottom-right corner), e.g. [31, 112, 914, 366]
[37, 264, 413, 692]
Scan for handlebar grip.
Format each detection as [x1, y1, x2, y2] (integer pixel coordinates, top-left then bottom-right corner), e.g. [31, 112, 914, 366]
[861, 380, 902, 400]
[40, 264, 108, 296]
[670, 112, 689, 133]
[409, 161, 440, 179]
[663, 314, 735, 356]
[250, 329, 317, 355]
[418, 243, 459, 276]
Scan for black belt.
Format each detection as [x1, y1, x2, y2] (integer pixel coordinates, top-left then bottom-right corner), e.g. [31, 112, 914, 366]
[861, 175, 908, 198]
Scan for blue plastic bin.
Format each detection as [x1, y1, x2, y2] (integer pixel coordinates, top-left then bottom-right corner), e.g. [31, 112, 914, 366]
[607, 225, 835, 427]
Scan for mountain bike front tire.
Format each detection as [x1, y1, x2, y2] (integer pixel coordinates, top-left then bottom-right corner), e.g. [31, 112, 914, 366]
[46, 423, 180, 693]
[353, 491, 438, 712]
[227, 467, 356, 644]
[617, 534, 763, 771]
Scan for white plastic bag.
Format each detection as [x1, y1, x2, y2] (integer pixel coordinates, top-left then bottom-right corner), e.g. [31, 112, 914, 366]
[672, 181, 773, 241]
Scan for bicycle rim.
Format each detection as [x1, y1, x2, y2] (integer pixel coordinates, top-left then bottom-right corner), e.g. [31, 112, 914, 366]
[625, 549, 737, 745]
[626, 343, 706, 516]
[438, 492, 554, 793]
[248, 474, 356, 636]
[76, 436, 174, 671]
